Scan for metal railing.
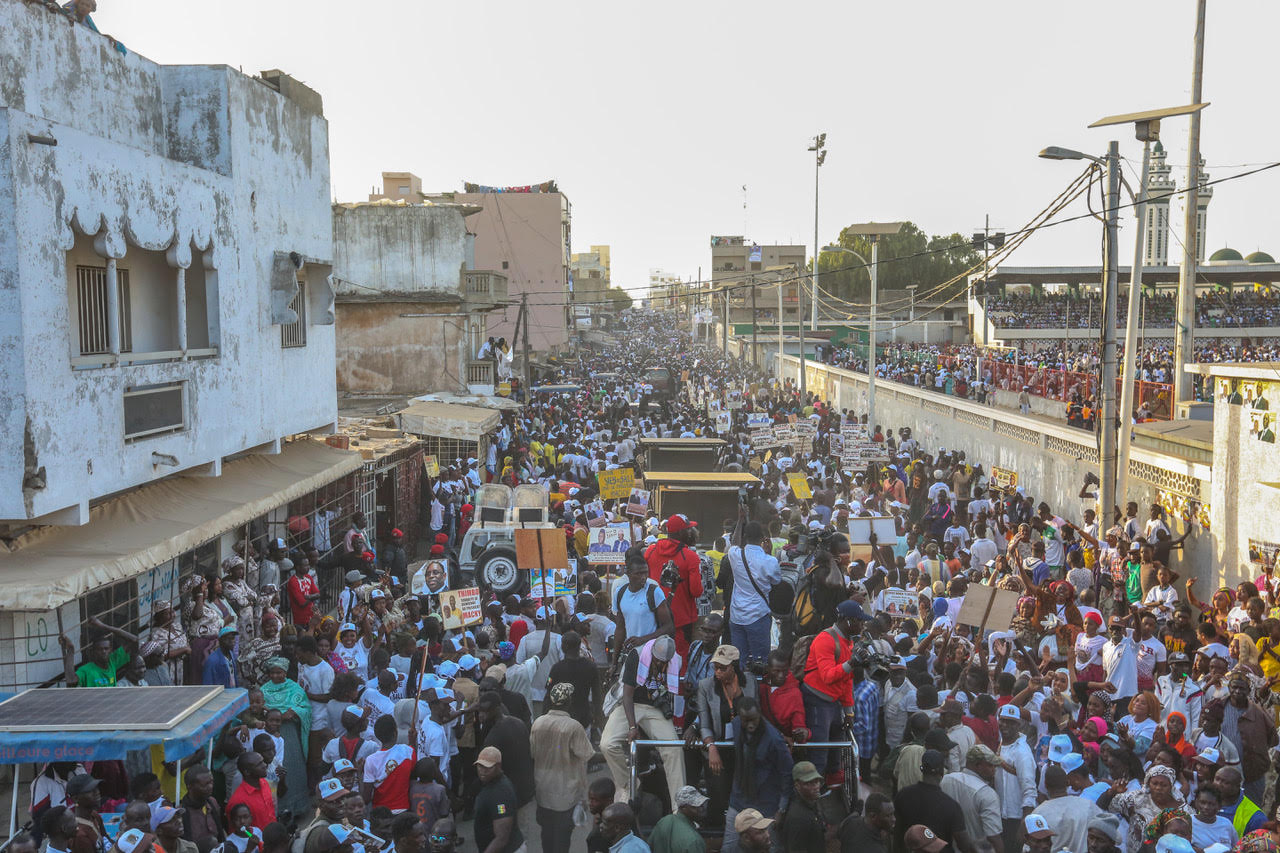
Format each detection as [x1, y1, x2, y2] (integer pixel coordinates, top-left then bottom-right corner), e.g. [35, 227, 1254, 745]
[464, 271, 509, 306]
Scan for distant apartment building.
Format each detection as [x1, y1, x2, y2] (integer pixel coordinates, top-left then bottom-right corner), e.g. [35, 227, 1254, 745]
[709, 236, 806, 323]
[0, 2, 365, 689]
[336, 174, 508, 395]
[570, 245, 610, 326]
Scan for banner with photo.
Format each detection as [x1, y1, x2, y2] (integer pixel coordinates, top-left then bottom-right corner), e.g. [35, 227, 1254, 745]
[586, 524, 632, 565]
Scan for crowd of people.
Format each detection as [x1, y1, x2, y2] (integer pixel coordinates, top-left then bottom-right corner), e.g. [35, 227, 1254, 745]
[35, 309, 1280, 853]
[984, 292, 1280, 332]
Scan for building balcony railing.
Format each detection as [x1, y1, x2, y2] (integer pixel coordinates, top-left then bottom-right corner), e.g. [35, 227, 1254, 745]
[467, 359, 495, 394]
[465, 271, 508, 309]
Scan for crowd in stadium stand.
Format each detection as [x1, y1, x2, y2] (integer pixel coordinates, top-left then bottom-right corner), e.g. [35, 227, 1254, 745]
[985, 293, 1280, 330]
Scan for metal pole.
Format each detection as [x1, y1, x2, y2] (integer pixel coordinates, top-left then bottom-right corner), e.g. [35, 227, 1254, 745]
[520, 291, 531, 397]
[778, 270, 784, 381]
[868, 237, 879, 429]
[1118, 138, 1153, 502]
[1100, 141, 1122, 531]
[1174, 0, 1206, 402]
[799, 285, 807, 398]
[751, 276, 758, 367]
[812, 152, 820, 332]
[722, 285, 729, 355]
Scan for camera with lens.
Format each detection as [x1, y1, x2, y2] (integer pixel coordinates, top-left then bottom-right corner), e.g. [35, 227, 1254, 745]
[660, 559, 681, 588]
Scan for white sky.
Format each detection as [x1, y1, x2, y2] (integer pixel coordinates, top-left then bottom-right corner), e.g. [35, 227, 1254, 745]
[99, 1, 1279, 295]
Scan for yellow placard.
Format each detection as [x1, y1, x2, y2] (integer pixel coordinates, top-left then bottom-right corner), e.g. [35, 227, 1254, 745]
[424, 455, 440, 477]
[787, 473, 812, 500]
[991, 466, 1018, 491]
[597, 467, 636, 501]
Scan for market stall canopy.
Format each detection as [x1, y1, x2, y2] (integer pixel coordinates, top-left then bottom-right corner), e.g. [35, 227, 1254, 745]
[0, 685, 249, 763]
[396, 402, 500, 441]
[0, 441, 362, 612]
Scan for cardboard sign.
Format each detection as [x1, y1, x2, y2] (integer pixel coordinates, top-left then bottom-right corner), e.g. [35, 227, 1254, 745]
[680, 370, 690, 383]
[991, 467, 1018, 491]
[626, 488, 651, 518]
[586, 524, 632, 565]
[441, 587, 483, 630]
[583, 500, 608, 527]
[597, 468, 636, 501]
[848, 516, 899, 545]
[715, 412, 732, 435]
[795, 420, 818, 438]
[748, 457, 763, 473]
[749, 427, 776, 449]
[424, 455, 440, 477]
[773, 424, 797, 446]
[787, 473, 812, 500]
[515, 528, 569, 570]
[956, 583, 1022, 632]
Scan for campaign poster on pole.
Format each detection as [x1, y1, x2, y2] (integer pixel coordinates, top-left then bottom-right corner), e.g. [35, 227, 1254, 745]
[991, 467, 1019, 491]
[715, 412, 732, 434]
[423, 455, 440, 477]
[530, 568, 577, 599]
[586, 524, 632, 565]
[746, 412, 773, 429]
[626, 488, 651, 517]
[441, 587, 483, 630]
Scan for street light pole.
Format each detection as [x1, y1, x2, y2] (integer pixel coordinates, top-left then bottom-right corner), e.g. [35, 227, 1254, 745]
[1099, 140, 1122, 533]
[810, 134, 826, 332]
[1174, 0, 1208, 403]
[1117, 138, 1151, 502]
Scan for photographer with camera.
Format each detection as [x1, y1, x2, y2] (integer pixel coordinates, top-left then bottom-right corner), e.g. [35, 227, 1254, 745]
[802, 598, 871, 786]
[725, 520, 781, 665]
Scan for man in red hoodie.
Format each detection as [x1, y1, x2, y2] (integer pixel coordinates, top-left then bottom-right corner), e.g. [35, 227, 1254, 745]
[761, 648, 807, 744]
[645, 514, 703, 665]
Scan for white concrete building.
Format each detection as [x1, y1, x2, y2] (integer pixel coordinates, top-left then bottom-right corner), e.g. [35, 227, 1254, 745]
[0, 2, 357, 689]
[0, 2, 337, 527]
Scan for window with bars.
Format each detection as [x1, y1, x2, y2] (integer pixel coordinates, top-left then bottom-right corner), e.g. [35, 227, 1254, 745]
[282, 279, 307, 347]
[76, 265, 132, 355]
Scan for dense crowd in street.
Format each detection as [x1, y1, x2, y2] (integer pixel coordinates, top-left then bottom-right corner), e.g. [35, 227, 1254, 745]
[33, 309, 1280, 853]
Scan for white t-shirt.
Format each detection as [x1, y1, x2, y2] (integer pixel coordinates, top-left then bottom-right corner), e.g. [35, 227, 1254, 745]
[969, 537, 999, 568]
[336, 639, 371, 682]
[359, 687, 397, 741]
[362, 743, 415, 791]
[1191, 815, 1238, 851]
[1103, 636, 1139, 699]
[297, 660, 336, 728]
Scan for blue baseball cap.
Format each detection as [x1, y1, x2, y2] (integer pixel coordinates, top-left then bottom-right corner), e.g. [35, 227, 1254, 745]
[836, 599, 870, 621]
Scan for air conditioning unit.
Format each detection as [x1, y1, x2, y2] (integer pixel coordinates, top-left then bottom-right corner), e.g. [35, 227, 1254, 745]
[1175, 401, 1213, 421]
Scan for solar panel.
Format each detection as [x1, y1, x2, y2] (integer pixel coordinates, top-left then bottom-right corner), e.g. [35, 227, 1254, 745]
[0, 685, 223, 732]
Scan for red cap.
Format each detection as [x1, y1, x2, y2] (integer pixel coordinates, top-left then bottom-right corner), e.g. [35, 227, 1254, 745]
[361, 550, 375, 562]
[430, 544, 445, 555]
[462, 504, 474, 513]
[434, 533, 449, 545]
[391, 528, 404, 538]
[666, 513, 697, 533]
[1084, 611, 1103, 626]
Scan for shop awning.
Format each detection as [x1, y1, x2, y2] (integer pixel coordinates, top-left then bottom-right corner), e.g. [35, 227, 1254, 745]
[396, 402, 500, 441]
[0, 441, 362, 612]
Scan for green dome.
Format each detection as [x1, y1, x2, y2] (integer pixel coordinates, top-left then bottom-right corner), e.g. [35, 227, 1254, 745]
[1209, 247, 1243, 262]
[1246, 250, 1276, 264]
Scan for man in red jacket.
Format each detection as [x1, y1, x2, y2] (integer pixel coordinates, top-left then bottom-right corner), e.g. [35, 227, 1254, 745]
[761, 648, 808, 744]
[802, 599, 867, 782]
[645, 514, 703, 665]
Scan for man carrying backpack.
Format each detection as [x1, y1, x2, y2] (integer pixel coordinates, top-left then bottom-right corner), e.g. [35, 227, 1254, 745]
[613, 550, 675, 662]
[645, 514, 704, 664]
[802, 599, 869, 786]
[725, 521, 781, 665]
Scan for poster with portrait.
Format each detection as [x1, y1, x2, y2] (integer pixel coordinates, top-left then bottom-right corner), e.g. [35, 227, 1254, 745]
[410, 560, 449, 595]
[715, 412, 732, 435]
[530, 567, 577, 599]
[584, 499, 609, 527]
[586, 524, 632, 565]
[626, 488, 651, 517]
[441, 586, 483, 630]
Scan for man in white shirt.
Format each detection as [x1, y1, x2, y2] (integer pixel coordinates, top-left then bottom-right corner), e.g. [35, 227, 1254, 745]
[725, 521, 782, 665]
[515, 608, 564, 707]
[995, 704, 1038, 853]
[969, 524, 1000, 569]
[1102, 617, 1140, 706]
[1035, 763, 1104, 853]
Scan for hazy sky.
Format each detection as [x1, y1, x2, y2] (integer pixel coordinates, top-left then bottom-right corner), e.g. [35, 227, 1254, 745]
[99, 1, 1279, 295]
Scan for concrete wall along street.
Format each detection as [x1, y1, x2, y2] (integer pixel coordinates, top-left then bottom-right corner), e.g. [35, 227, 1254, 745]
[778, 355, 1220, 583]
[0, 1, 338, 524]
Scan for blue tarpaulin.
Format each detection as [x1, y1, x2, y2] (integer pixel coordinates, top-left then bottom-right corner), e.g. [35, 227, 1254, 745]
[0, 687, 248, 764]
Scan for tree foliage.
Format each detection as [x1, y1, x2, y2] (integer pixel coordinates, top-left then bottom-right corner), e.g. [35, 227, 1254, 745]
[813, 222, 981, 310]
[605, 286, 634, 310]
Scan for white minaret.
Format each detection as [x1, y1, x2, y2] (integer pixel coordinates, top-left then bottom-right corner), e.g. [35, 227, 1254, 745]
[1194, 155, 1212, 263]
[1144, 142, 1175, 266]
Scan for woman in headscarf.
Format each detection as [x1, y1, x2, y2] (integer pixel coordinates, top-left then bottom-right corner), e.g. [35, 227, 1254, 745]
[239, 612, 283, 688]
[1109, 764, 1185, 853]
[1235, 826, 1280, 853]
[1010, 595, 1039, 650]
[147, 599, 190, 685]
[223, 556, 271, 645]
[1079, 715, 1108, 774]
[1187, 584, 1235, 636]
[1141, 806, 1192, 853]
[259, 657, 310, 818]
[1147, 710, 1198, 763]
[183, 574, 230, 684]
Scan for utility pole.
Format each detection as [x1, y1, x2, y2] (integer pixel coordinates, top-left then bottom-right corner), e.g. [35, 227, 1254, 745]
[1118, 137, 1153, 502]
[808, 133, 826, 333]
[519, 291, 531, 398]
[777, 269, 785, 381]
[751, 277, 758, 366]
[721, 284, 729, 355]
[1174, 0, 1207, 403]
[1099, 141, 1122, 533]
[867, 236, 880, 430]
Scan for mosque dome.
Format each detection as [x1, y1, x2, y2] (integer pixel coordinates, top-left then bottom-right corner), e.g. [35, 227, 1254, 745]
[1245, 250, 1275, 264]
[1208, 247, 1243, 263]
